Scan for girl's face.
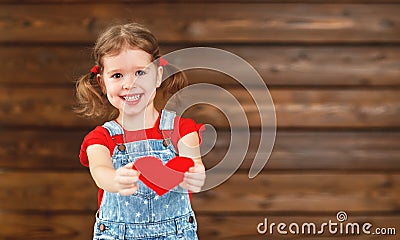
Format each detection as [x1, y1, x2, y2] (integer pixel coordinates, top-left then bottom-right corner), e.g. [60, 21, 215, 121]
[99, 47, 162, 118]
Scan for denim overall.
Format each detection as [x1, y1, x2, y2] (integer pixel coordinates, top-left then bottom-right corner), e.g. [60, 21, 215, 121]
[93, 110, 198, 240]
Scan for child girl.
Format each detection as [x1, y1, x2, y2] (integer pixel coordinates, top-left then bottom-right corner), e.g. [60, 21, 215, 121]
[75, 23, 205, 240]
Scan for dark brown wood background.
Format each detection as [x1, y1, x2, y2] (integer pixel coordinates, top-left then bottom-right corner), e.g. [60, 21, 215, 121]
[0, 1, 399, 239]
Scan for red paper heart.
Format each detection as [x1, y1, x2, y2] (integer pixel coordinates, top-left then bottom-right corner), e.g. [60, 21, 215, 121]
[132, 156, 194, 196]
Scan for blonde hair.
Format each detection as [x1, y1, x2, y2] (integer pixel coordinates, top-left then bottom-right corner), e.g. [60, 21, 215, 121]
[75, 23, 187, 120]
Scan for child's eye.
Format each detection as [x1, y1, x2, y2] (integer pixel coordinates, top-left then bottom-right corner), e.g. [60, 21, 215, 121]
[111, 73, 123, 79]
[135, 70, 146, 77]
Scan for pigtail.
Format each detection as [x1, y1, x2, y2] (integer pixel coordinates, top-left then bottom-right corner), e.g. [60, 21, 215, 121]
[74, 71, 118, 120]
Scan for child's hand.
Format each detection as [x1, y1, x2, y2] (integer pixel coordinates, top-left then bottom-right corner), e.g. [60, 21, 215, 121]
[114, 163, 140, 196]
[180, 163, 206, 193]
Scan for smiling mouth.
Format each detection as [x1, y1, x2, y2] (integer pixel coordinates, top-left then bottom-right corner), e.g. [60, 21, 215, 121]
[121, 94, 143, 103]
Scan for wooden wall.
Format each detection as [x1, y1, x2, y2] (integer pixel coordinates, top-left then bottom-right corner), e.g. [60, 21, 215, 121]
[1, 1, 399, 239]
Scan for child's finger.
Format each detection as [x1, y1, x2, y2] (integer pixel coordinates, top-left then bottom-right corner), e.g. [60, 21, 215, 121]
[184, 170, 205, 180]
[184, 175, 204, 185]
[124, 162, 138, 173]
[125, 162, 134, 168]
[184, 179, 205, 190]
[188, 163, 205, 173]
[180, 181, 201, 193]
[118, 165, 140, 177]
[118, 185, 138, 196]
[183, 172, 205, 190]
[118, 175, 139, 184]
[183, 181, 202, 193]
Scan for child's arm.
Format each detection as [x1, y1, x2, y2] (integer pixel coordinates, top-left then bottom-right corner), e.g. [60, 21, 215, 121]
[178, 132, 206, 193]
[87, 144, 140, 196]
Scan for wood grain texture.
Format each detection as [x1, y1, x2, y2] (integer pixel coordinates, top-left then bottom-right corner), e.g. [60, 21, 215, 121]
[0, 130, 86, 170]
[1, 4, 399, 43]
[0, 213, 398, 240]
[0, 0, 400, 240]
[1, 172, 399, 212]
[195, 173, 400, 213]
[0, 87, 101, 128]
[1, 130, 399, 171]
[0, 1, 399, 240]
[0, 213, 94, 240]
[2, 45, 400, 87]
[1, 87, 399, 128]
[203, 130, 400, 171]
[2, 0, 400, 3]
[187, 45, 400, 87]
[0, 172, 98, 211]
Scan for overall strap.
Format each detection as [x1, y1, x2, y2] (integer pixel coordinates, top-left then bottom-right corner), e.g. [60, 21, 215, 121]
[102, 120, 124, 137]
[159, 109, 177, 154]
[159, 109, 176, 131]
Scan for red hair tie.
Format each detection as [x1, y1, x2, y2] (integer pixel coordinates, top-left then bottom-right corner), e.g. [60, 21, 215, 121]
[90, 65, 100, 74]
[159, 57, 168, 67]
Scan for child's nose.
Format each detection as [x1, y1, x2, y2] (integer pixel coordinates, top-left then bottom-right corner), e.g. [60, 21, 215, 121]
[122, 74, 137, 89]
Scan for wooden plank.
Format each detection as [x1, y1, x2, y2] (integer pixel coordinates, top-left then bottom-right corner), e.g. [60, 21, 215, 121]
[2, 45, 400, 87]
[1, 88, 399, 128]
[0, 172, 399, 212]
[194, 173, 400, 213]
[1, 130, 400, 171]
[0, 212, 95, 240]
[0, 130, 86, 170]
[219, 45, 400, 87]
[267, 89, 400, 128]
[0, 46, 89, 86]
[0, 87, 102, 128]
[2, 0, 400, 3]
[1, 4, 400, 43]
[203, 130, 400, 171]
[0, 172, 98, 211]
[0, 213, 398, 240]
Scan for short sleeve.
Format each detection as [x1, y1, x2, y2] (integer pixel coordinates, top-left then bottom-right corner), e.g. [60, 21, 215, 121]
[79, 126, 113, 167]
[171, 116, 205, 151]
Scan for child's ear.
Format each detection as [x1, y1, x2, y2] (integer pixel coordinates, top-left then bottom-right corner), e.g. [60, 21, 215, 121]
[96, 74, 107, 94]
[156, 66, 163, 88]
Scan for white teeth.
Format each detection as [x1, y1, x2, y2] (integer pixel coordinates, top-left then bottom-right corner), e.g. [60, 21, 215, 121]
[124, 95, 141, 101]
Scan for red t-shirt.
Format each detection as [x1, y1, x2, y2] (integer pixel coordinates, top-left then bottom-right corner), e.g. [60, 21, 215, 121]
[79, 114, 204, 208]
